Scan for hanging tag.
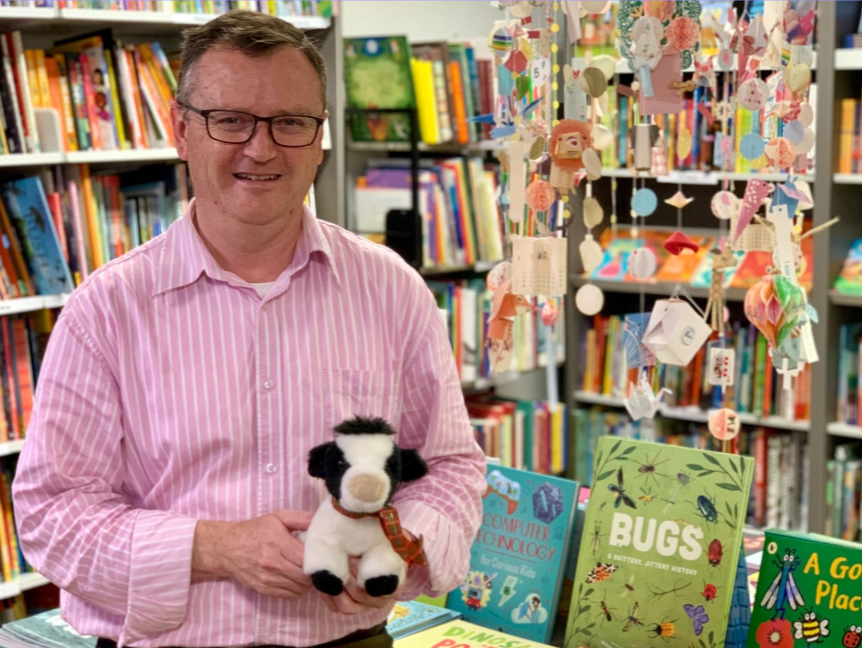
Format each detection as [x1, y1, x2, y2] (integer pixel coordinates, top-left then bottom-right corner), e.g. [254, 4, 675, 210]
[639, 64, 655, 97]
[509, 140, 526, 224]
[708, 346, 736, 387]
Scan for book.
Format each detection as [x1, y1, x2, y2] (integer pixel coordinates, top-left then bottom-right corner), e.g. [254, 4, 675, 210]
[834, 238, 862, 296]
[393, 620, 554, 648]
[747, 530, 862, 648]
[445, 466, 580, 643]
[386, 600, 461, 639]
[0, 177, 74, 295]
[343, 37, 415, 142]
[0, 607, 96, 648]
[563, 437, 754, 648]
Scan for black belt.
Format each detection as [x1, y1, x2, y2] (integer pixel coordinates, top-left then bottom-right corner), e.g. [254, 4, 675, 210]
[95, 622, 391, 648]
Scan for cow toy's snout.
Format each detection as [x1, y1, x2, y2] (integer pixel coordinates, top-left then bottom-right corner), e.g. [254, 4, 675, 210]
[348, 474, 387, 503]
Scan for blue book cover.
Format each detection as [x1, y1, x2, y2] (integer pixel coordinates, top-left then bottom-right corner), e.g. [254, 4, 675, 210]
[386, 600, 461, 639]
[446, 466, 580, 643]
[1, 177, 73, 295]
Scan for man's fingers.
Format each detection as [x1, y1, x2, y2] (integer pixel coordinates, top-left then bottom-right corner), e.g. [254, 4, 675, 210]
[272, 510, 313, 531]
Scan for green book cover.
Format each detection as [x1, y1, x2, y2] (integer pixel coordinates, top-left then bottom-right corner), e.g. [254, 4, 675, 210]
[343, 36, 415, 142]
[564, 437, 754, 648]
[747, 530, 862, 648]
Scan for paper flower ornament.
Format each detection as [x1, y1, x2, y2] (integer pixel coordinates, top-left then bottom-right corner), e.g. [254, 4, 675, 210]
[738, 78, 768, 111]
[665, 16, 700, 50]
[765, 137, 796, 169]
[525, 180, 556, 212]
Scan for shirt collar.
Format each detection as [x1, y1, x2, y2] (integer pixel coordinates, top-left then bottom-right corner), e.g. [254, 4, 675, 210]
[153, 199, 340, 297]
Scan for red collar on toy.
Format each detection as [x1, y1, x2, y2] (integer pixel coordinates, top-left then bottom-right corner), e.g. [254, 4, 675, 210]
[330, 498, 426, 568]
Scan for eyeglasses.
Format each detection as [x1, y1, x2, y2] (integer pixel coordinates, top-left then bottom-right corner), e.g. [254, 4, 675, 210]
[178, 102, 325, 148]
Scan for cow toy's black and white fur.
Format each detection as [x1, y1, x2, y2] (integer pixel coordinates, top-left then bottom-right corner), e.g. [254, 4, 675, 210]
[303, 416, 428, 598]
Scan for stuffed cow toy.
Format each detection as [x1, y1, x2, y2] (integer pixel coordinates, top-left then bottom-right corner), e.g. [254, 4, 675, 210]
[303, 416, 428, 597]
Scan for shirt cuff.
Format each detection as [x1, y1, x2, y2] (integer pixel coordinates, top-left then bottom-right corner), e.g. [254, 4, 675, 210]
[395, 500, 469, 600]
[119, 512, 198, 646]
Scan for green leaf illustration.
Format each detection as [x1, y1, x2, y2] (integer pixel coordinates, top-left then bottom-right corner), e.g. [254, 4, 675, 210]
[687, 464, 706, 471]
[703, 454, 722, 468]
[621, 446, 637, 455]
[709, 630, 715, 645]
[716, 482, 741, 491]
[581, 605, 592, 613]
[725, 501, 733, 518]
[610, 440, 622, 455]
[729, 460, 739, 475]
[584, 588, 594, 598]
[583, 628, 593, 637]
[596, 470, 616, 482]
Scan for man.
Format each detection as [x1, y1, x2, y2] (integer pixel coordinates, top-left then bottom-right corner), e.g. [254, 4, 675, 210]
[13, 11, 486, 648]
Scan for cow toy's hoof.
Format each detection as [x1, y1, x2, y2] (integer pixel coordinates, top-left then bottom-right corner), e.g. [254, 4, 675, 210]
[365, 575, 398, 597]
[311, 570, 344, 596]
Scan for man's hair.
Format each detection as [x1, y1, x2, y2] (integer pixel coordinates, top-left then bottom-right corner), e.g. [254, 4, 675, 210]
[177, 10, 327, 110]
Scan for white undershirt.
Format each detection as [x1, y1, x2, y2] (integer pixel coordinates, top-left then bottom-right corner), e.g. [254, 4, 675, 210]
[251, 281, 276, 298]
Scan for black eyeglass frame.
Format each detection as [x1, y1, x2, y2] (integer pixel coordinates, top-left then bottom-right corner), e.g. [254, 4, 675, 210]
[177, 102, 326, 148]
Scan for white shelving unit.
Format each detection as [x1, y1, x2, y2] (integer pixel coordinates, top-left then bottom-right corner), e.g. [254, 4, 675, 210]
[601, 167, 815, 184]
[833, 173, 862, 185]
[0, 294, 70, 317]
[835, 48, 862, 70]
[575, 390, 811, 432]
[826, 422, 862, 440]
[0, 439, 24, 459]
[0, 573, 51, 601]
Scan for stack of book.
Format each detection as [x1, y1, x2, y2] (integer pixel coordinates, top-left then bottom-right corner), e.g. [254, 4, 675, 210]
[354, 159, 504, 268]
[0, 29, 178, 155]
[466, 396, 567, 475]
[826, 442, 862, 542]
[31, 1, 333, 16]
[344, 36, 498, 146]
[0, 456, 35, 586]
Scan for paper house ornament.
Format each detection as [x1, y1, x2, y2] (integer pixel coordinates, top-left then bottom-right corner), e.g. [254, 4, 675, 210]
[511, 236, 567, 297]
[642, 299, 712, 366]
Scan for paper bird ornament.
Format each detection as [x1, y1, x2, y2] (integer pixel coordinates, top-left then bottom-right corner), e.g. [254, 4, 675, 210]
[624, 370, 671, 421]
[665, 191, 693, 209]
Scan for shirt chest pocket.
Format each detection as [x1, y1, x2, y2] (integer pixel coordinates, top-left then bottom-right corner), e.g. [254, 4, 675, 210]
[322, 368, 402, 434]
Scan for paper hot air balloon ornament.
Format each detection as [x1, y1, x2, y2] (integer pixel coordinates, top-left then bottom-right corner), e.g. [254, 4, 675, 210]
[549, 120, 592, 191]
[743, 274, 805, 356]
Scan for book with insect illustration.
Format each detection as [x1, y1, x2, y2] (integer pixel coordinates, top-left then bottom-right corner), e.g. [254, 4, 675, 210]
[563, 437, 755, 648]
[747, 530, 862, 648]
[445, 465, 580, 643]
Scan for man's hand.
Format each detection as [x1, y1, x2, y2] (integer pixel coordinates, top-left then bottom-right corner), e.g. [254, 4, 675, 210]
[192, 511, 313, 599]
[320, 556, 405, 615]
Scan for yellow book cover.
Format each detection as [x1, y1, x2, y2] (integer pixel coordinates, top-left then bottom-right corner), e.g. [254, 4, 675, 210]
[104, 49, 129, 150]
[0, 474, 12, 583]
[394, 620, 554, 648]
[34, 50, 51, 112]
[24, 50, 42, 108]
[411, 58, 440, 145]
[52, 55, 80, 152]
[79, 165, 104, 269]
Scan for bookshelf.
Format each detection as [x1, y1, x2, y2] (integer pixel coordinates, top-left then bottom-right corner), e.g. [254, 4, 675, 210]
[0, 4, 344, 605]
[563, 2, 849, 536]
[820, 0, 862, 539]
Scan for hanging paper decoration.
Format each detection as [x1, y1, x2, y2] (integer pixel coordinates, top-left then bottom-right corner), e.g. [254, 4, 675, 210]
[624, 369, 670, 421]
[664, 231, 699, 256]
[664, 191, 693, 209]
[525, 180, 557, 212]
[708, 408, 741, 442]
[549, 119, 593, 190]
[575, 284, 604, 316]
[642, 298, 713, 367]
[631, 188, 658, 217]
[711, 191, 739, 221]
[627, 247, 657, 280]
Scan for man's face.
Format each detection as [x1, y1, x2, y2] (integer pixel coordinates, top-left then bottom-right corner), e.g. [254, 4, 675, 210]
[172, 47, 326, 226]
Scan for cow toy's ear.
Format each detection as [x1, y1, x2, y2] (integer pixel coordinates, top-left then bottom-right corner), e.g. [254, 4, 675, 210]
[308, 442, 335, 479]
[399, 448, 428, 482]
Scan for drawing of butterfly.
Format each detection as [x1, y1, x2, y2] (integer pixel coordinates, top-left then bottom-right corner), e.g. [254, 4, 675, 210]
[608, 467, 637, 509]
[586, 562, 619, 584]
[684, 603, 710, 636]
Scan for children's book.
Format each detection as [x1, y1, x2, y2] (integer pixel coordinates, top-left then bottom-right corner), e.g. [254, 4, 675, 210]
[834, 238, 862, 295]
[445, 466, 580, 643]
[343, 36, 415, 142]
[563, 437, 755, 648]
[387, 600, 461, 639]
[1, 177, 74, 295]
[393, 620, 555, 648]
[747, 530, 862, 648]
[0, 607, 96, 648]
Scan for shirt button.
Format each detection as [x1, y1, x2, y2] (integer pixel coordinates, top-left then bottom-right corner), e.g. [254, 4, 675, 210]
[264, 379, 275, 390]
[266, 463, 277, 474]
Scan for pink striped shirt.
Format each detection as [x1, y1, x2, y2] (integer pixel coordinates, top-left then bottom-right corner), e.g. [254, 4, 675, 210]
[12, 203, 486, 647]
